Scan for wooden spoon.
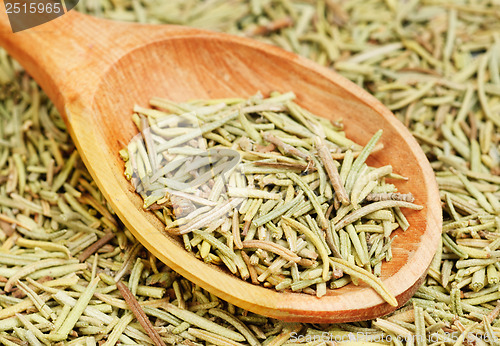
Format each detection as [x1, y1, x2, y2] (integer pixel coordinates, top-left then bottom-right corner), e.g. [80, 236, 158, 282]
[0, 8, 441, 323]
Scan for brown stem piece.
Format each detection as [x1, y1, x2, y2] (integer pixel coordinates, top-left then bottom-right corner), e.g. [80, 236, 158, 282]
[78, 231, 116, 262]
[116, 281, 166, 346]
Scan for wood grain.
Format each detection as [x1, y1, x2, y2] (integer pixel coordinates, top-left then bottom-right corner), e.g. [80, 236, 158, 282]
[0, 7, 442, 322]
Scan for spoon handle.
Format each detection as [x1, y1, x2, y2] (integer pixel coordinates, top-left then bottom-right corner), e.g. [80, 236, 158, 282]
[0, 2, 198, 113]
[0, 8, 104, 107]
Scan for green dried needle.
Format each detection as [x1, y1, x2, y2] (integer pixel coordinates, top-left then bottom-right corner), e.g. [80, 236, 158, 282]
[486, 264, 499, 285]
[469, 268, 486, 293]
[344, 130, 383, 193]
[314, 136, 349, 205]
[282, 217, 330, 281]
[165, 303, 245, 342]
[238, 108, 262, 143]
[452, 169, 494, 213]
[330, 257, 397, 307]
[12, 153, 25, 195]
[287, 172, 328, 229]
[346, 224, 368, 266]
[51, 150, 78, 192]
[252, 191, 303, 227]
[413, 306, 426, 346]
[102, 312, 134, 346]
[48, 277, 100, 341]
[334, 200, 422, 231]
[208, 308, 261, 346]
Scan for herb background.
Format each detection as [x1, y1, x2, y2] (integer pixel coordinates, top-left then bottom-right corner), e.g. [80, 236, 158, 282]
[0, 0, 499, 345]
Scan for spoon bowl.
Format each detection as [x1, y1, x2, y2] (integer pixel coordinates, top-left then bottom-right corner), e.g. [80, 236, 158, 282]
[0, 8, 442, 322]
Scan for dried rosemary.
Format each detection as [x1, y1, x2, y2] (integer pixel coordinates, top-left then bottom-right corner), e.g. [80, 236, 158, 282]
[0, 0, 498, 344]
[121, 91, 419, 301]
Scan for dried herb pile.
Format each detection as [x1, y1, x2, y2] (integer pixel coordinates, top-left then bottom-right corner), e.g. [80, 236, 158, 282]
[0, 0, 498, 345]
[121, 91, 422, 302]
